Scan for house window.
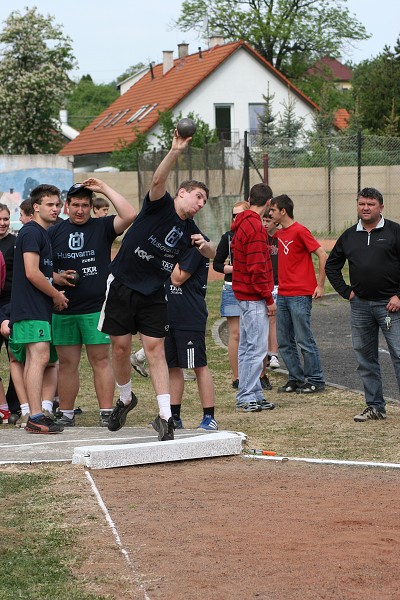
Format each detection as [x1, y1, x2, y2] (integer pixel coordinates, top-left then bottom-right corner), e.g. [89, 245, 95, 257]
[215, 105, 232, 143]
[248, 104, 264, 133]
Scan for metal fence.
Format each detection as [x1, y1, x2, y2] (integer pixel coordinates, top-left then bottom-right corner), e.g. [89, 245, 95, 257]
[137, 134, 400, 245]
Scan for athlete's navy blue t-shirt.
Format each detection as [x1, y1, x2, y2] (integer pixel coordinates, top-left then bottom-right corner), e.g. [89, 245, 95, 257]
[166, 245, 209, 331]
[111, 192, 202, 295]
[10, 221, 54, 326]
[48, 215, 117, 314]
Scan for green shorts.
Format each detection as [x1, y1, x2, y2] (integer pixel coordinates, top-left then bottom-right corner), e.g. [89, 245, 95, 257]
[9, 320, 58, 364]
[52, 312, 110, 346]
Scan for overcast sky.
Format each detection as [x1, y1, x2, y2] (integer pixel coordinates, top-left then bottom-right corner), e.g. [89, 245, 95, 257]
[0, 0, 399, 83]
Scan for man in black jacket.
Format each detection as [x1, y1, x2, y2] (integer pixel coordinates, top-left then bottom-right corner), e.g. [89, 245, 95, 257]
[326, 187, 400, 422]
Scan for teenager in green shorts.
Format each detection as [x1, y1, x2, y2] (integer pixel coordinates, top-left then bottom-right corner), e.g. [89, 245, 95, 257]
[9, 184, 68, 434]
[49, 178, 136, 427]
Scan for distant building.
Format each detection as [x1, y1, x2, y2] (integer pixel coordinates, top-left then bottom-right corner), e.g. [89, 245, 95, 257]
[308, 57, 353, 92]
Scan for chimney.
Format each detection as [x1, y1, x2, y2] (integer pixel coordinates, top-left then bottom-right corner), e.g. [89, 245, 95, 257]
[178, 43, 189, 58]
[209, 35, 224, 48]
[163, 50, 174, 75]
[59, 109, 68, 124]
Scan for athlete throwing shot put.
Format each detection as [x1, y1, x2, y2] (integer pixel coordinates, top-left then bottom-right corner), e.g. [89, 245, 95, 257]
[99, 129, 215, 441]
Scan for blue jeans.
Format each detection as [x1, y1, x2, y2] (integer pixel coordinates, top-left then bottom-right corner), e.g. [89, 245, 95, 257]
[276, 295, 324, 386]
[236, 300, 269, 405]
[350, 296, 400, 412]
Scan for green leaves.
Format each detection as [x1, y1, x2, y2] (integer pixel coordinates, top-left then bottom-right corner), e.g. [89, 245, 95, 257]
[0, 7, 76, 154]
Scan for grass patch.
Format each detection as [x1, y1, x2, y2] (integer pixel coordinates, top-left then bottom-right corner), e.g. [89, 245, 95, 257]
[0, 467, 109, 600]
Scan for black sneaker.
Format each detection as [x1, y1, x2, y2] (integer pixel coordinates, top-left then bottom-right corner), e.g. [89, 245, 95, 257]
[296, 383, 325, 394]
[107, 393, 138, 432]
[260, 375, 272, 390]
[25, 415, 64, 434]
[151, 415, 175, 441]
[277, 380, 301, 393]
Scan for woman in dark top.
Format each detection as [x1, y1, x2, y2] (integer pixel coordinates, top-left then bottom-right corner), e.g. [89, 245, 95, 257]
[213, 201, 249, 388]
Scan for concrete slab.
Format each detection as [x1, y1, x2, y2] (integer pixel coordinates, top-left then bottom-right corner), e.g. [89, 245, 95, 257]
[72, 431, 243, 469]
[0, 427, 210, 465]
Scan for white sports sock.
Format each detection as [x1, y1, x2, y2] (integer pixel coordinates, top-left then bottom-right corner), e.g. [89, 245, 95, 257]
[61, 410, 74, 420]
[20, 403, 30, 416]
[116, 381, 132, 404]
[136, 347, 146, 362]
[42, 400, 53, 413]
[157, 394, 172, 420]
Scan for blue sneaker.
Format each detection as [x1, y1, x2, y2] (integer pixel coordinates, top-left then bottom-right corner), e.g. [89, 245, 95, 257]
[198, 415, 218, 430]
[173, 417, 184, 429]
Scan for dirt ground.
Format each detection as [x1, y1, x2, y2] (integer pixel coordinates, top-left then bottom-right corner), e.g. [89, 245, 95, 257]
[88, 456, 400, 600]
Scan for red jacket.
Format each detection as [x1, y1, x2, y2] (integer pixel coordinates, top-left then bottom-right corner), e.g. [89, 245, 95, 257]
[231, 210, 274, 305]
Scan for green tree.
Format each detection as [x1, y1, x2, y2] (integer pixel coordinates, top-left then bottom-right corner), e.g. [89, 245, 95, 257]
[65, 75, 119, 130]
[275, 96, 304, 144]
[110, 129, 150, 171]
[351, 42, 400, 133]
[175, 0, 369, 78]
[0, 7, 76, 154]
[257, 84, 276, 136]
[381, 99, 400, 137]
[308, 83, 336, 138]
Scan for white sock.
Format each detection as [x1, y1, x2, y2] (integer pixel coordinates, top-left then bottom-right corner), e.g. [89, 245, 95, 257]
[20, 403, 30, 416]
[116, 381, 132, 404]
[136, 347, 146, 362]
[157, 394, 172, 420]
[42, 400, 53, 413]
[0, 403, 8, 411]
[61, 410, 74, 420]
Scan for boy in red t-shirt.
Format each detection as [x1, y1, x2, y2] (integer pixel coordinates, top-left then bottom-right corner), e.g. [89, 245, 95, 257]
[269, 194, 326, 393]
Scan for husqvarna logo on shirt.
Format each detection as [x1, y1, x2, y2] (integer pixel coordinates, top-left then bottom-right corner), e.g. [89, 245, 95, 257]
[135, 246, 154, 261]
[69, 232, 84, 250]
[165, 226, 183, 248]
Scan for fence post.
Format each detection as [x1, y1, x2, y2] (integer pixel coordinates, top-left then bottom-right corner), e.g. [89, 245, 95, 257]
[357, 131, 362, 193]
[205, 137, 209, 189]
[243, 131, 250, 200]
[221, 142, 226, 195]
[263, 152, 269, 184]
[327, 144, 332, 235]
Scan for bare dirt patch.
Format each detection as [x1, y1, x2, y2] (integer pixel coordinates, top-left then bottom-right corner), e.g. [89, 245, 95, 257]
[91, 456, 400, 600]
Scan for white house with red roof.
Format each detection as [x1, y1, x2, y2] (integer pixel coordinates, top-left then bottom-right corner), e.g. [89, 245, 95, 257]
[60, 38, 319, 170]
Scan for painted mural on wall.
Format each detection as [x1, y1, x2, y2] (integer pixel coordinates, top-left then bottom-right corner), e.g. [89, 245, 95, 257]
[0, 166, 73, 231]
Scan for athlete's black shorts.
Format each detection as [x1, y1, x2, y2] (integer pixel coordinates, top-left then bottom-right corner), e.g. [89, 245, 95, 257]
[164, 328, 207, 368]
[99, 276, 168, 338]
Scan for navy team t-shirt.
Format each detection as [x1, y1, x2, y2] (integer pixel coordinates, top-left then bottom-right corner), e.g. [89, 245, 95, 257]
[111, 192, 202, 295]
[166, 245, 209, 332]
[10, 221, 54, 326]
[48, 215, 117, 314]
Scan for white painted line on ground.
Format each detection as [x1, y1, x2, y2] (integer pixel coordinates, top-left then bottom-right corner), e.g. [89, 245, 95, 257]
[0, 459, 71, 465]
[0, 431, 200, 449]
[242, 454, 400, 469]
[84, 469, 151, 600]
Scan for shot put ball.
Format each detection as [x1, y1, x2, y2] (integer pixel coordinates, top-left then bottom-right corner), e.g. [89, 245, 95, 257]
[177, 117, 196, 138]
[68, 271, 80, 284]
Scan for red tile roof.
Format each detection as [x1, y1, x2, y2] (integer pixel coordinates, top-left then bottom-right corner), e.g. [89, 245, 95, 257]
[308, 57, 353, 82]
[60, 40, 318, 157]
[334, 108, 350, 130]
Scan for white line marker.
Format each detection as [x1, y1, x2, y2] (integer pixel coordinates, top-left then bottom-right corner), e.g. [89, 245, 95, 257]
[84, 469, 151, 600]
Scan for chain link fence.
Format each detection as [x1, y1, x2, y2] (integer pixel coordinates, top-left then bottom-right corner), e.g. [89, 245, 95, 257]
[138, 134, 400, 245]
